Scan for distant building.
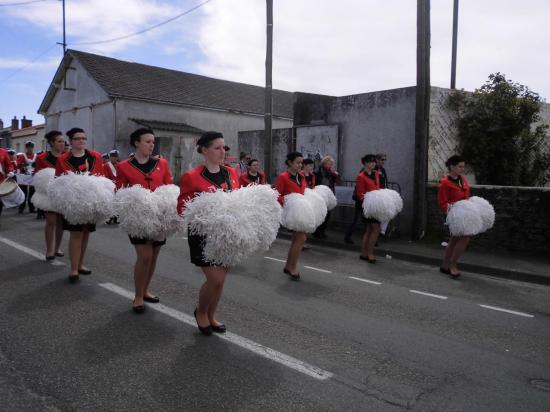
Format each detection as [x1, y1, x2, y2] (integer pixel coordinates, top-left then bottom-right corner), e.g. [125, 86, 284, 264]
[10, 119, 45, 154]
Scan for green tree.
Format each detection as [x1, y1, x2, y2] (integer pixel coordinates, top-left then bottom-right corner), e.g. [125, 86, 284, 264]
[448, 73, 550, 186]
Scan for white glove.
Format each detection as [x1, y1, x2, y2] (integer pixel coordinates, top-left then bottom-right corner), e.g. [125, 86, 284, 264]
[7, 172, 15, 178]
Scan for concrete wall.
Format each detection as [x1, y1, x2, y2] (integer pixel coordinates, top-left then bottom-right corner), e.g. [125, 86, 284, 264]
[294, 87, 417, 235]
[427, 183, 550, 255]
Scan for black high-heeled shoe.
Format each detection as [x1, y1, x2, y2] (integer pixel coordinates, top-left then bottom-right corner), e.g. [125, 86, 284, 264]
[283, 268, 300, 281]
[360, 255, 376, 264]
[46, 255, 55, 261]
[68, 274, 79, 283]
[143, 295, 160, 303]
[211, 323, 226, 334]
[194, 308, 213, 336]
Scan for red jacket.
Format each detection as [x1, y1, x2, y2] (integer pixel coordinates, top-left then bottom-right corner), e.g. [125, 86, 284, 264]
[116, 158, 173, 191]
[34, 151, 61, 174]
[355, 170, 380, 202]
[239, 171, 267, 187]
[55, 149, 104, 177]
[274, 171, 307, 205]
[437, 175, 470, 213]
[304, 173, 317, 189]
[103, 162, 117, 182]
[177, 165, 240, 214]
[0, 148, 15, 183]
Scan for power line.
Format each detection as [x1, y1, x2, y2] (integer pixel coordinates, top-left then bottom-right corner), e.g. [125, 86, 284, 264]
[0, 44, 57, 82]
[70, 0, 213, 46]
[0, 0, 52, 6]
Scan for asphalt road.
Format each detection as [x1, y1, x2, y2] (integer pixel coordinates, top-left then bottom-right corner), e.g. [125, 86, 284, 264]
[1, 209, 549, 411]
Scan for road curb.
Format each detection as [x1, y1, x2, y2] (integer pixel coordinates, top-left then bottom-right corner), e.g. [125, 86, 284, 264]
[277, 232, 550, 286]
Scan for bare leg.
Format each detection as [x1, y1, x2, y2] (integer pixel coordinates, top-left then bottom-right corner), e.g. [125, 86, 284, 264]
[285, 231, 307, 274]
[133, 244, 153, 306]
[450, 236, 470, 273]
[78, 228, 90, 271]
[54, 214, 64, 254]
[365, 223, 381, 259]
[441, 236, 459, 270]
[361, 225, 372, 256]
[69, 231, 83, 275]
[44, 212, 56, 256]
[197, 266, 227, 327]
[144, 245, 162, 298]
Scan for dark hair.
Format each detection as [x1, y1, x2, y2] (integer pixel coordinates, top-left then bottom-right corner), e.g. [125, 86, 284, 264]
[224, 145, 230, 152]
[66, 127, 85, 140]
[25, 141, 35, 148]
[45, 130, 63, 145]
[247, 158, 259, 167]
[240, 152, 248, 160]
[445, 155, 465, 169]
[361, 154, 376, 164]
[130, 128, 154, 148]
[302, 158, 314, 166]
[196, 131, 224, 153]
[285, 151, 303, 166]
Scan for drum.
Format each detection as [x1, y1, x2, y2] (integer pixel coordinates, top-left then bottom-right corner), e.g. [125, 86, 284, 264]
[0, 178, 25, 208]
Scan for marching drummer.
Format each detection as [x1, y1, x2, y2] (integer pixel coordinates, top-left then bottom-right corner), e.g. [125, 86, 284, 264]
[0, 147, 21, 215]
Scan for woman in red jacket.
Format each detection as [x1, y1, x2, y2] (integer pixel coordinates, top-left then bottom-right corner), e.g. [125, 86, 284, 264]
[275, 152, 308, 280]
[55, 127, 104, 282]
[34, 130, 66, 260]
[438, 155, 470, 278]
[116, 128, 174, 313]
[239, 158, 267, 186]
[177, 132, 240, 335]
[356, 154, 380, 263]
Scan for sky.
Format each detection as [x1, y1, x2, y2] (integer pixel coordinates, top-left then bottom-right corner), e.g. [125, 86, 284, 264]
[0, 0, 548, 128]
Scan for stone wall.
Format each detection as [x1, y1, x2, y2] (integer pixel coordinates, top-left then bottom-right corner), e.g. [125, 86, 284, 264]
[427, 183, 550, 255]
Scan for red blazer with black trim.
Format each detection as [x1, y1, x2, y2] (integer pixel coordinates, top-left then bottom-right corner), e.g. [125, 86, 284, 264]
[304, 173, 317, 189]
[116, 158, 173, 191]
[239, 171, 267, 187]
[355, 170, 380, 202]
[0, 148, 15, 183]
[55, 149, 104, 177]
[274, 171, 308, 205]
[177, 165, 241, 214]
[437, 175, 470, 213]
[103, 162, 118, 182]
[34, 151, 60, 174]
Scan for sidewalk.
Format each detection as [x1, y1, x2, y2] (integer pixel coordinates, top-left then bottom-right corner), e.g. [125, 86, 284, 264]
[277, 228, 550, 286]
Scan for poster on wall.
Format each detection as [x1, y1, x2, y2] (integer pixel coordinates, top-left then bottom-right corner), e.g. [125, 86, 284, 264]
[295, 125, 339, 170]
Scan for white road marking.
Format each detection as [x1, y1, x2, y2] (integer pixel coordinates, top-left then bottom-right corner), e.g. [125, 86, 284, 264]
[348, 276, 382, 285]
[304, 266, 332, 274]
[264, 256, 286, 263]
[410, 290, 448, 300]
[99, 282, 334, 381]
[0, 235, 65, 266]
[479, 304, 534, 318]
[181, 236, 188, 240]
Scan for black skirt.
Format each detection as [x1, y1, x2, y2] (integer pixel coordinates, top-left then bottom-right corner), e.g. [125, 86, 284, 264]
[62, 218, 96, 232]
[128, 235, 166, 247]
[188, 232, 213, 267]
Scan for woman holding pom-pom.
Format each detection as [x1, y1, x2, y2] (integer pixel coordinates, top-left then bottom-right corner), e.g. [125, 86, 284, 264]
[116, 128, 174, 313]
[438, 155, 471, 278]
[33, 130, 65, 260]
[55, 128, 105, 282]
[356, 154, 381, 263]
[177, 132, 240, 336]
[275, 152, 308, 280]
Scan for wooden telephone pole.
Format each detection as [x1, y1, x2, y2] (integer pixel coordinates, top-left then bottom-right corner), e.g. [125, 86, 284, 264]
[412, 0, 431, 240]
[264, 0, 274, 181]
[450, 0, 459, 89]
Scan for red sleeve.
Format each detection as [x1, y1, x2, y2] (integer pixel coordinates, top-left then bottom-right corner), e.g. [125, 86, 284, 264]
[1, 150, 14, 175]
[16, 154, 25, 172]
[54, 155, 66, 177]
[437, 178, 451, 213]
[239, 174, 249, 187]
[33, 154, 46, 174]
[356, 174, 367, 202]
[163, 160, 173, 185]
[115, 163, 129, 190]
[462, 177, 470, 199]
[177, 172, 195, 215]
[275, 174, 287, 205]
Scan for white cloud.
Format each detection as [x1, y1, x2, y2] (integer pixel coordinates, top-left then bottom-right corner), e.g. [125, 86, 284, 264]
[0, 57, 59, 70]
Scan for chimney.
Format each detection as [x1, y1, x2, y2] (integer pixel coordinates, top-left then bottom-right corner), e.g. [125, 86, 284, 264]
[11, 116, 19, 130]
[21, 116, 32, 129]
[0, 119, 4, 129]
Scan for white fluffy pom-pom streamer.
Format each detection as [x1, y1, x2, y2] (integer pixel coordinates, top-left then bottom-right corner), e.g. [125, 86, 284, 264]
[33, 168, 55, 194]
[380, 189, 403, 215]
[304, 188, 328, 227]
[183, 185, 282, 267]
[113, 185, 161, 238]
[281, 193, 317, 233]
[31, 192, 55, 212]
[153, 184, 185, 237]
[468, 196, 495, 233]
[49, 173, 115, 224]
[446, 199, 483, 236]
[362, 189, 400, 221]
[313, 184, 338, 211]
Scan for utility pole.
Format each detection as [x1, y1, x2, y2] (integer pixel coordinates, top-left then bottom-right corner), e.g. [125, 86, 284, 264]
[57, 0, 67, 54]
[264, 0, 273, 181]
[412, 0, 430, 240]
[450, 0, 459, 89]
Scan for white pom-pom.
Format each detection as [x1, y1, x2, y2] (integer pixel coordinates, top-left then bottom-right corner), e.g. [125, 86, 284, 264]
[153, 184, 185, 237]
[313, 185, 338, 210]
[31, 192, 55, 212]
[113, 185, 160, 238]
[33, 168, 55, 194]
[184, 185, 282, 267]
[304, 188, 328, 227]
[446, 199, 483, 236]
[469, 196, 495, 233]
[380, 189, 403, 215]
[362, 189, 400, 221]
[281, 193, 317, 233]
[49, 173, 115, 224]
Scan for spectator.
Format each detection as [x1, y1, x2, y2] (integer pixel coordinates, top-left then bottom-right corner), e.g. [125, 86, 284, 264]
[313, 156, 340, 239]
[302, 158, 316, 189]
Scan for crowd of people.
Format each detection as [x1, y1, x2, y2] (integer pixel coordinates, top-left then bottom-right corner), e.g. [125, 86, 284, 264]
[0, 128, 479, 335]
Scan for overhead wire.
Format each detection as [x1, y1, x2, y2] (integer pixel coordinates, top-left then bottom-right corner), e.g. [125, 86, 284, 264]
[0, 0, 52, 7]
[0, 43, 58, 82]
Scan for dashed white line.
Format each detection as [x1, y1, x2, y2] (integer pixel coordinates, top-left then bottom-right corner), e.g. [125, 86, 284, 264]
[0, 235, 65, 266]
[98, 282, 334, 381]
[304, 266, 332, 274]
[264, 256, 286, 263]
[348, 276, 382, 285]
[410, 290, 448, 300]
[479, 304, 534, 318]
